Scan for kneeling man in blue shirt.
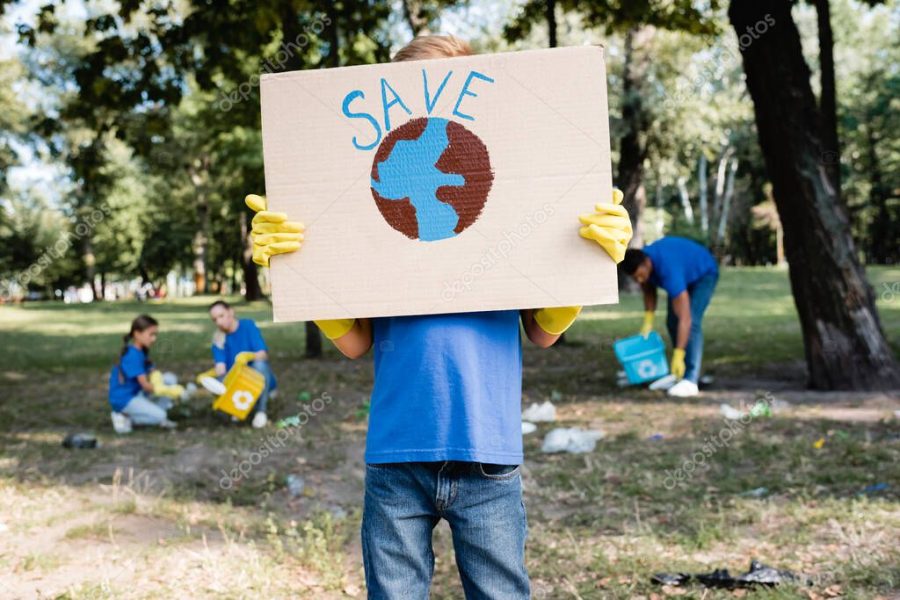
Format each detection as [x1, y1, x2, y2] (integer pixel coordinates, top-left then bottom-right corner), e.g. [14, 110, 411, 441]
[622, 236, 719, 397]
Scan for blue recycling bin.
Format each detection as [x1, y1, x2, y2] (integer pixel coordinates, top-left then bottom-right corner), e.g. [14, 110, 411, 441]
[614, 331, 669, 385]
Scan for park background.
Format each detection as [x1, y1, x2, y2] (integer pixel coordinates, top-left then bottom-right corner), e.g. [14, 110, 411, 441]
[0, 0, 898, 598]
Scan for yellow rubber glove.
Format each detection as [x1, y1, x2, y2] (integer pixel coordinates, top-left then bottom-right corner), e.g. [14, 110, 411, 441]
[149, 371, 186, 400]
[578, 188, 633, 263]
[245, 194, 305, 267]
[670, 348, 686, 380]
[234, 351, 257, 366]
[195, 367, 218, 384]
[640, 311, 655, 338]
[315, 318, 356, 340]
[534, 306, 582, 336]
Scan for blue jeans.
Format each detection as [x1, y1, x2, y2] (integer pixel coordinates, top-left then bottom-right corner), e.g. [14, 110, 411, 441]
[248, 360, 274, 414]
[666, 271, 718, 383]
[121, 393, 171, 425]
[362, 461, 529, 599]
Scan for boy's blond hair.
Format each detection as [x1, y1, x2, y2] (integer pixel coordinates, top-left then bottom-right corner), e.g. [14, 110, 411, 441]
[392, 34, 472, 63]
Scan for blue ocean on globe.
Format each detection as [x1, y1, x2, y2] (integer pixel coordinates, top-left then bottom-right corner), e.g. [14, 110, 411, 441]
[371, 117, 465, 241]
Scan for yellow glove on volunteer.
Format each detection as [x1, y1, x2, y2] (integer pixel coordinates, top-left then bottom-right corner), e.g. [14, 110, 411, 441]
[149, 370, 185, 400]
[640, 311, 654, 338]
[534, 306, 582, 336]
[578, 188, 633, 263]
[245, 194, 304, 267]
[245, 194, 353, 340]
[670, 348, 686, 380]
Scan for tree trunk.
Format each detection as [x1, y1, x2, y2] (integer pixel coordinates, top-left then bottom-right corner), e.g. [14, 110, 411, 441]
[82, 235, 99, 301]
[814, 0, 840, 188]
[402, 0, 432, 36]
[616, 26, 654, 248]
[545, 0, 557, 48]
[240, 211, 263, 301]
[698, 154, 709, 235]
[189, 161, 210, 295]
[729, 0, 898, 390]
[715, 158, 738, 247]
[677, 176, 694, 225]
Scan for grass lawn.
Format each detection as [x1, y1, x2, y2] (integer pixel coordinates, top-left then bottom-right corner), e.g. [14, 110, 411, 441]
[0, 266, 898, 599]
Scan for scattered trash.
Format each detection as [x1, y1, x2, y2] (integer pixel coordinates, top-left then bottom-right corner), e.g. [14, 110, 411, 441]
[649, 374, 677, 391]
[740, 487, 769, 498]
[183, 382, 198, 400]
[655, 560, 810, 590]
[62, 433, 98, 449]
[199, 376, 226, 396]
[650, 572, 690, 586]
[813, 437, 826, 449]
[550, 390, 563, 402]
[277, 415, 301, 428]
[541, 427, 604, 454]
[859, 482, 889, 495]
[162, 371, 179, 386]
[522, 401, 556, 423]
[648, 433, 665, 441]
[749, 401, 773, 418]
[720, 404, 745, 421]
[285, 474, 305, 497]
[699, 374, 715, 386]
[770, 398, 792, 412]
[298, 391, 312, 402]
[521, 421, 537, 435]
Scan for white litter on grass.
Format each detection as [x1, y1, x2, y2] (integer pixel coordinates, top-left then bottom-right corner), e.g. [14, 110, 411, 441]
[200, 376, 226, 396]
[162, 371, 179, 386]
[0, 521, 8, 533]
[522, 401, 556, 422]
[649, 374, 677, 391]
[541, 427, 604, 454]
[720, 403, 746, 420]
[521, 422, 537, 435]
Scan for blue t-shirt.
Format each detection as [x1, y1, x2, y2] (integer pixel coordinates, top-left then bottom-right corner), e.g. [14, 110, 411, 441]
[211, 319, 269, 371]
[365, 310, 524, 465]
[644, 236, 718, 297]
[109, 345, 150, 411]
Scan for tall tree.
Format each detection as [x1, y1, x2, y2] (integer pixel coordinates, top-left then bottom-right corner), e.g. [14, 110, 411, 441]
[729, 0, 898, 389]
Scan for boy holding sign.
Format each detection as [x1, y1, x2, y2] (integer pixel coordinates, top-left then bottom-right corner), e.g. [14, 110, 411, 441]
[248, 35, 631, 599]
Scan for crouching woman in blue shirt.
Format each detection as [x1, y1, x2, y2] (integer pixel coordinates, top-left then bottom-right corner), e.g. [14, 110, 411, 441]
[108, 314, 177, 432]
[208, 300, 277, 428]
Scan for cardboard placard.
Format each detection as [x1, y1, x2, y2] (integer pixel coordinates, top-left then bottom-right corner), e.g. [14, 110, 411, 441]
[260, 46, 617, 322]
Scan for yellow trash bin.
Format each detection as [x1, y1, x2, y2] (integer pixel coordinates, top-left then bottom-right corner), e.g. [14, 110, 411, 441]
[211, 363, 265, 421]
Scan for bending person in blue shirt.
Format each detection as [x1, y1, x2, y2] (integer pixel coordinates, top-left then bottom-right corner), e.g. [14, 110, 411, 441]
[108, 314, 177, 432]
[208, 300, 277, 428]
[622, 236, 719, 397]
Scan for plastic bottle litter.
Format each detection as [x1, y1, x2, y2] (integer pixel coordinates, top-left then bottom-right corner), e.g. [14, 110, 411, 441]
[522, 401, 556, 422]
[521, 421, 537, 435]
[285, 474, 305, 497]
[162, 371, 179, 386]
[720, 404, 745, 420]
[62, 433, 98, 449]
[859, 482, 888, 495]
[541, 427, 604, 454]
[648, 433, 665, 441]
[740, 487, 769, 498]
[813, 437, 826, 449]
[649, 374, 677, 391]
[749, 401, 773, 418]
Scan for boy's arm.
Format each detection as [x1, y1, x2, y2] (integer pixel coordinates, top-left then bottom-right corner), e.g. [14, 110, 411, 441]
[325, 318, 373, 359]
[521, 309, 565, 348]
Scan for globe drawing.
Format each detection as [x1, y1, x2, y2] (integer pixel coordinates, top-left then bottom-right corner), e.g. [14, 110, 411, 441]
[370, 117, 493, 241]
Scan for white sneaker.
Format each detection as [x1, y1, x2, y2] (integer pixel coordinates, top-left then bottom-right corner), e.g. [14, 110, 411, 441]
[111, 412, 132, 434]
[252, 412, 268, 429]
[649, 374, 678, 391]
[667, 379, 700, 397]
